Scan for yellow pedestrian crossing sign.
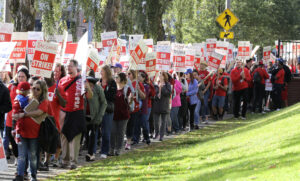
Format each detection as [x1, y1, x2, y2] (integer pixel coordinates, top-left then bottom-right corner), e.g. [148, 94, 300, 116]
[220, 32, 234, 39]
[216, 9, 239, 31]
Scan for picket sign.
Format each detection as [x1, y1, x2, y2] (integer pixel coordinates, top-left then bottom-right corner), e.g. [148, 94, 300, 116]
[0, 42, 17, 72]
[129, 39, 148, 70]
[27, 31, 44, 61]
[265, 73, 272, 91]
[292, 41, 300, 56]
[29, 41, 58, 78]
[228, 43, 234, 62]
[101, 31, 117, 48]
[119, 39, 127, 56]
[216, 41, 229, 68]
[185, 48, 195, 70]
[0, 136, 8, 171]
[119, 55, 130, 72]
[206, 38, 217, 58]
[86, 48, 101, 72]
[10, 32, 28, 63]
[63, 43, 78, 65]
[207, 51, 224, 72]
[145, 52, 158, 78]
[238, 41, 251, 61]
[275, 40, 283, 57]
[263, 46, 271, 63]
[157, 41, 171, 46]
[129, 35, 143, 54]
[0, 22, 13, 42]
[156, 44, 171, 71]
[172, 43, 186, 72]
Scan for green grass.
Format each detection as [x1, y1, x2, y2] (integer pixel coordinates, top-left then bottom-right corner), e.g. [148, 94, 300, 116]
[52, 103, 300, 181]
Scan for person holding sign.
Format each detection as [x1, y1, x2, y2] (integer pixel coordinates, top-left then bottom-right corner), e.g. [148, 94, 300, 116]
[198, 62, 211, 123]
[230, 60, 251, 120]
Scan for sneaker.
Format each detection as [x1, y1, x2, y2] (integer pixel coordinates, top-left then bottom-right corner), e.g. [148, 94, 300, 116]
[70, 164, 77, 170]
[195, 125, 199, 130]
[59, 163, 69, 169]
[159, 138, 163, 142]
[276, 108, 281, 111]
[125, 143, 131, 150]
[86, 154, 95, 161]
[39, 162, 49, 171]
[241, 116, 246, 120]
[205, 120, 209, 124]
[30, 174, 37, 181]
[146, 140, 151, 145]
[100, 154, 107, 159]
[13, 175, 23, 181]
[52, 159, 59, 167]
[14, 158, 18, 166]
[23, 172, 29, 180]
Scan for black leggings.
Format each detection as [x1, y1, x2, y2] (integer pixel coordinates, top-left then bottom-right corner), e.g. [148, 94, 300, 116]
[188, 103, 196, 129]
[5, 126, 18, 157]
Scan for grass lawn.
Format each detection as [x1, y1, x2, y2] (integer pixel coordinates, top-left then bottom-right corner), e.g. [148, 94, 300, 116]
[52, 103, 300, 181]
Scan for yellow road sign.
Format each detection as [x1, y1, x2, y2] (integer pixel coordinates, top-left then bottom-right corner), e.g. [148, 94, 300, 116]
[216, 9, 239, 31]
[220, 32, 234, 39]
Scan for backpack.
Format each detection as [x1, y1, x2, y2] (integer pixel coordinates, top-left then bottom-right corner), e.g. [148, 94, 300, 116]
[253, 71, 262, 84]
[271, 68, 280, 84]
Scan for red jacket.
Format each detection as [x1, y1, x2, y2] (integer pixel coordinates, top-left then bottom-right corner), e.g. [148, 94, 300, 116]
[252, 67, 269, 84]
[230, 67, 251, 91]
[275, 69, 285, 84]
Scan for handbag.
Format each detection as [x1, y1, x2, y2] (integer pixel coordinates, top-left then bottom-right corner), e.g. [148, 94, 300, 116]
[106, 101, 114, 113]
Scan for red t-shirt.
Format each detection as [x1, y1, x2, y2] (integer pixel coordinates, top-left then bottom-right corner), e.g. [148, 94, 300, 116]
[198, 70, 211, 85]
[6, 84, 18, 127]
[213, 75, 228, 97]
[20, 100, 49, 139]
[58, 75, 84, 112]
[275, 69, 285, 84]
[48, 84, 61, 130]
[131, 81, 145, 113]
[113, 87, 131, 121]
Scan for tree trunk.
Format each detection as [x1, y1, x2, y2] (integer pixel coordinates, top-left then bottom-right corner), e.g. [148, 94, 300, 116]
[103, 0, 120, 31]
[8, 0, 36, 32]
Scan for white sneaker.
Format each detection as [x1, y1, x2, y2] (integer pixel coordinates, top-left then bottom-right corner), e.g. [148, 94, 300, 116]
[276, 108, 281, 111]
[14, 158, 18, 166]
[100, 154, 107, 159]
[125, 143, 131, 150]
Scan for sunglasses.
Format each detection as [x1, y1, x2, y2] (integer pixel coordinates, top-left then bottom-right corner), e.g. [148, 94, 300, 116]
[32, 87, 41, 91]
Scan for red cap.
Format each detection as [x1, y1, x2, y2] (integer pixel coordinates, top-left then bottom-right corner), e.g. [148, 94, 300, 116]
[259, 61, 264, 65]
[17, 82, 31, 91]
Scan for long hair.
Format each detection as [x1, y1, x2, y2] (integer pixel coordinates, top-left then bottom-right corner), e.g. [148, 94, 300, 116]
[129, 69, 137, 80]
[32, 80, 48, 103]
[102, 65, 113, 81]
[55, 63, 66, 79]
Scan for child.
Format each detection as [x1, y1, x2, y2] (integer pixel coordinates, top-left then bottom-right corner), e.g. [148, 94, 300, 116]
[12, 82, 31, 143]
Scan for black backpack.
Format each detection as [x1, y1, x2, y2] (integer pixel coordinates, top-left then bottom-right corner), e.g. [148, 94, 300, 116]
[253, 71, 261, 84]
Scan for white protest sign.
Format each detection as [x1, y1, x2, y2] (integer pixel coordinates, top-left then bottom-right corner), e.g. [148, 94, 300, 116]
[129, 39, 148, 70]
[101, 31, 117, 48]
[0, 22, 14, 42]
[87, 48, 101, 72]
[206, 38, 217, 57]
[27, 32, 44, 61]
[185, 48, 195, 70]
[157, 44, 171, 71]
[216, 41, 229, 68]
[29, 41, 58, 78]
[238, 41, 251, 60]
[146, 52, 158, 77]
[207, 51, 224, 72]
[228, 43, 234, 62]
[172, 43, 186, 72]
[129, 35, 143, 52]
[0, 42, 17, 71]
[10, 32, 28, 63]
[263, 46, 271, 62]
[265, 74, 272, 91]
[120, 55, 130, 72]
[63, 43, 78, 65]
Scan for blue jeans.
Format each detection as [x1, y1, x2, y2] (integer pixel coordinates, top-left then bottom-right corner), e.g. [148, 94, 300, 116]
[17, 137, 38, 177]
[133, 111, 150, 143]
[3, 119, 9, 152]
[171, 107, 180, 132]
[93, 125, 99, 154]
[201, 90, 210, 120]
[194, 100, 201, 125]
[100, 113, 113, 155]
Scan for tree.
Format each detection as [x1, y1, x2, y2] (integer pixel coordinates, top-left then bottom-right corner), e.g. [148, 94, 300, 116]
[103, 0, 120, 31]
[8, 0, 36, 31]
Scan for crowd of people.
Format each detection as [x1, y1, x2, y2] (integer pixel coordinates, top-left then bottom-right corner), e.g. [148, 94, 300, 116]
[0, 56, 294, 181]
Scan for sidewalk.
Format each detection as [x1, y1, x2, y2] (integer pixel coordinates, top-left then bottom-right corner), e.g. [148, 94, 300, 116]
[0, 114, 233, 180]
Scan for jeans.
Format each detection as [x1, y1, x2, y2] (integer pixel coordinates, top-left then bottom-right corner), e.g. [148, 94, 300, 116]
[201, 90, 210, 120]
[194, 100, 201, 125]
[170, 107, 180, 132]
[126, 112, 139, 139]
[93, 125, 99, 154]
[233, 88, 248, 118]
[272, 83, 283, 110]
[110, 120, 128, 154]
[3, 120, 9, 153]
[100, 113, 113, 155]
[17, 137, 38, 177]
[86, 122, 97, 155]
[153, 113, 168, 139]
[133, 111, 150, 143]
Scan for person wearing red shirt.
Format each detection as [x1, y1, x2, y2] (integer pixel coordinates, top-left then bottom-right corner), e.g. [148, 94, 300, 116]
[230, 60, 251, 119]
[245, 59, 254, 109]
[272, 61, 285, 110]
[252, 61, 269, 113]
[58, 60, 93, 169]
[198, 62, 211, 123]
[212, 69, 228, 120]
[13, 80, 49, 181]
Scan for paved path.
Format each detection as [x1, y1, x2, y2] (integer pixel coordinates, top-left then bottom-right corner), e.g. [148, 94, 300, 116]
[0, 115, 233, 180]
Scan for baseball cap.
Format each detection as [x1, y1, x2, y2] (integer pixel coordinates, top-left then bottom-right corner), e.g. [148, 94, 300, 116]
[259, 61, 264, 65]
[17, 82, 31, 91]
[113, 63, 122, 69]
[184, 68, 193, 74]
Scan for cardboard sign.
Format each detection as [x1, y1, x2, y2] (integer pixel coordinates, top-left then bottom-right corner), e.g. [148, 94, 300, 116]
[0, 42, 17, 71]
[0, 22, 14, 42]
[157, 44, 171, 71]
[87, 48, 101, 72]
[172, 43, 186, 72]
[145, 52, 157, 77]
[206, 39, 217, 57]
[101, 31, 117, 48]
[129, 39, 148, 69]
[238, 41, 251, 60]
[263, 46, 271, 62]
[27, 32, 44, 61]
[10, 32, 28, 63]
[185, 48, 195, 70]
[0, 136, 8, 171]
[29, 41, 58, 78]
[129, 35, 143, 53]
[207, 51, 224, 72]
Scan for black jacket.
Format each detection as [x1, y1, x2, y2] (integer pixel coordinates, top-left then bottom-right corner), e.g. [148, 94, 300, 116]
[100, 79, 117, 113]
[0, 81, 11, 129]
